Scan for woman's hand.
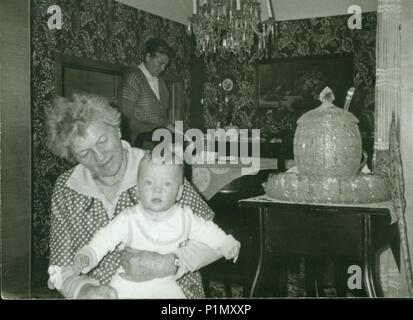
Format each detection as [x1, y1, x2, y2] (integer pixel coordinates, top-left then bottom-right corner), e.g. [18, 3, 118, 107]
[119, 247, 177, 282]
[77, 283, 118, 299]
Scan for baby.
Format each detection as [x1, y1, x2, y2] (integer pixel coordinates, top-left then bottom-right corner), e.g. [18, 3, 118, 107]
[73, 151, 240, 299]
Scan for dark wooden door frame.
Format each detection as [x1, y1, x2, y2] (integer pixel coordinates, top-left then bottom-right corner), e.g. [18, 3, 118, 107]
[1, 0, 32, 299]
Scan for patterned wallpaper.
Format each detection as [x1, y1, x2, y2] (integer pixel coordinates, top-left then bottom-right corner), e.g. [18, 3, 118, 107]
[31, 0, 192, 269]
[201, 13, 377, 139]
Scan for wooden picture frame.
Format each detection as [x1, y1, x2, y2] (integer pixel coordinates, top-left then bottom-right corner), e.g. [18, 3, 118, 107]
[54, 53, 126, 106]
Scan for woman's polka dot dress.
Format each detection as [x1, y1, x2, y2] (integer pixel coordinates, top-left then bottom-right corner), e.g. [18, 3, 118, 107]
[49, 170, 215, 298]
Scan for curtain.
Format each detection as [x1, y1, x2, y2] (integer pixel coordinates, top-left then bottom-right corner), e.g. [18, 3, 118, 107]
[375, 0, 413, 297]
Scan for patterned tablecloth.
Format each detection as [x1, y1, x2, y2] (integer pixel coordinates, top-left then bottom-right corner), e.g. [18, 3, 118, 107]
[241, 194, 398, 224]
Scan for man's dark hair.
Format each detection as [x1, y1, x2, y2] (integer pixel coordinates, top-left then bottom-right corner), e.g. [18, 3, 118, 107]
[143, 38, 173, 59]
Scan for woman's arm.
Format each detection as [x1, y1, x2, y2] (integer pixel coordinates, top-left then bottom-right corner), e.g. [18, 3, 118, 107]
[119, 69, 165, 138]
[118, 73, 142, 139]
[48, 176, 117, 299]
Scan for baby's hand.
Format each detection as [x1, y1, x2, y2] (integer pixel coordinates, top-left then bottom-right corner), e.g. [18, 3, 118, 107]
[226, 243, 241, 263]
[74, 253, 90, 273]
[219, 235, 241, 263]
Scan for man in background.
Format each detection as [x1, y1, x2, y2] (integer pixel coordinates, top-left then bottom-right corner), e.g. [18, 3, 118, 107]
[118, 38, 172, 149]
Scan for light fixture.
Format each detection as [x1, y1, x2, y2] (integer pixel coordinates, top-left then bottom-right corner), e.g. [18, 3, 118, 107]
[187, 0, 276, 58]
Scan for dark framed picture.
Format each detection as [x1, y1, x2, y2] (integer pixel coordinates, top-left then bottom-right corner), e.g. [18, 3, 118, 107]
[258, 54, 354, 116]
[54, 53, 126, 102]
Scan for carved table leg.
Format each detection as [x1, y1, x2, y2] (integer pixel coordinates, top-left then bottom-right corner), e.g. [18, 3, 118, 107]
[249, 207, 265, 297]
[305, 258, 325, 297]
[363, 215, 383, 297]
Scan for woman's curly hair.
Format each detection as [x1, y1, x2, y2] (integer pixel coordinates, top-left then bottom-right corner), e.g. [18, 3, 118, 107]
[46, 93, 121, 163]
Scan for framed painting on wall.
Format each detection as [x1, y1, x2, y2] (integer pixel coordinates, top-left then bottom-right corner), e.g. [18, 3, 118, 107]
[258, 54, 354, 117]
[54, 54, 126, 106]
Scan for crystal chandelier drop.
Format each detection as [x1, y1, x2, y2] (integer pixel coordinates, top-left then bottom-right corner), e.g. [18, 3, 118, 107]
[187, 0, 276, 58]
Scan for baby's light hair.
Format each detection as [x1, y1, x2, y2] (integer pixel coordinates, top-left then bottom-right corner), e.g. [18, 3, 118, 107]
[138, 148, 184, 184]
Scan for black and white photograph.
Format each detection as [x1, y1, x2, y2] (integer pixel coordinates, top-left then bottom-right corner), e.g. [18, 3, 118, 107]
[1, 0, 413, 305]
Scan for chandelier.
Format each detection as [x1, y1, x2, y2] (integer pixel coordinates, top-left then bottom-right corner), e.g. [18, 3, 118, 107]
[187, 0, 276, 58]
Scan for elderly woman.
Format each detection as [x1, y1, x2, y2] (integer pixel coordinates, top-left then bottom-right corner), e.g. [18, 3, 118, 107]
[46, 93, 220, 299]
